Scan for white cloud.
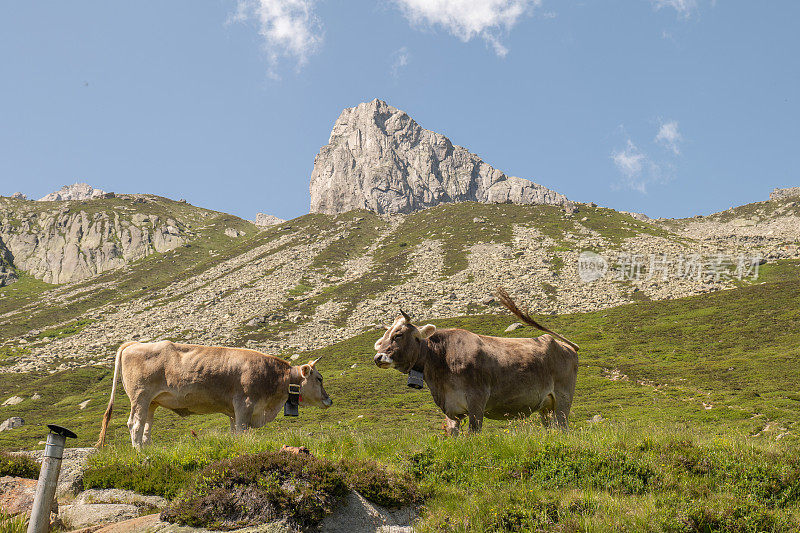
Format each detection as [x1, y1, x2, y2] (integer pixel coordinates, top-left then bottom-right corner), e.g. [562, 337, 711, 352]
[391, 47, 410, 78]
[231, 0, 323, 76]
[611, 139, 675, 193]
[655, 120, 682, 154]
[392, 0, 541, 57]
[612, 140, 649, 193]
[652, 0, 698, 17]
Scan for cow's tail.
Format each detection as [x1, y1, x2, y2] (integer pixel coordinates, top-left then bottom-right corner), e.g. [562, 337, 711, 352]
[96, 341, 135, 447]
[496, 288, 580, 352]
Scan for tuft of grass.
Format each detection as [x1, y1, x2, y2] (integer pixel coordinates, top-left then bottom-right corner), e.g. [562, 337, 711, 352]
[82, 453, 193, 499]
[0, 452, 39, 479]
[0, 512, 27, 533]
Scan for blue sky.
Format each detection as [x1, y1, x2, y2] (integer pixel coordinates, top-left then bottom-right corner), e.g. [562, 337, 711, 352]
[1, 1, 797, 220]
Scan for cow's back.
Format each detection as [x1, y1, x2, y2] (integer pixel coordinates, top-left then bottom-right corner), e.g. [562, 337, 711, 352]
[120, 341, 283, 406]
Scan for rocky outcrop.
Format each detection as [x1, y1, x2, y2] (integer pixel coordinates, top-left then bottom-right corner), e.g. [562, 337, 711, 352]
[770, 187, 800, 201]
[310, 99, 569, 215]
[0, 237, 17, 286]
[38, 183, 108, 202]
[255, 213, 285, 227]
[0, 201, 188, 284]
[0, 476, 48, 515]
[10, 192, 27, 200]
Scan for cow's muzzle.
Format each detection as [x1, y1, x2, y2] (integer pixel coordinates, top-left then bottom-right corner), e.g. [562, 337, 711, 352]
[374, 353, 393, 368]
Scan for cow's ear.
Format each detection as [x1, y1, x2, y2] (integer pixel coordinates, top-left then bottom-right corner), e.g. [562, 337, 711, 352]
[416, 324, 436, 339]
[299, 364, 312, 379]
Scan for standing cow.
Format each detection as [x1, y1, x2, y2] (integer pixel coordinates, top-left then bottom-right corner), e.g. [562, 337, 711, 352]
[373, 289, 578, 435]
[97, 341, 332, 448]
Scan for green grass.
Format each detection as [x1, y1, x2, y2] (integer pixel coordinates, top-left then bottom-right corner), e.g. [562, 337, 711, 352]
[0, 271, 55, 307]
[82, 424, 800, 532]
[287, 279, 314, 297]
[0, 512, 27, 533]
[36, 318, 95, 339]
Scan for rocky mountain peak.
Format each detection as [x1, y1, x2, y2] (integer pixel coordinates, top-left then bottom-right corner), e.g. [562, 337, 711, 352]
[38, 182, 107, 202]
[309, 99, 569, 215]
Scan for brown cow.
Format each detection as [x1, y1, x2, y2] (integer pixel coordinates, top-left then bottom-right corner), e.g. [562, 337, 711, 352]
[97, 341, 332, 448]
[373, 289, 578, 435]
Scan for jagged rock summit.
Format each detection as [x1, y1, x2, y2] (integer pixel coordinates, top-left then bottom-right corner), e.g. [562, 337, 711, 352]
[309, 99, 569, 215]
[39, 182, 107, 202]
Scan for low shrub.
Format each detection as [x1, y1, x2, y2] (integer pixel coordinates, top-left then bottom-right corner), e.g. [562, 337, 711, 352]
[0, 452, 39, 479]
[161, 451, 348, 530]
[681, 502, 795, 533]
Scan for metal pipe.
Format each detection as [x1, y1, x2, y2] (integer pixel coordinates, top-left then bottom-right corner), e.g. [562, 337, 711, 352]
[27, 425, 76, 533]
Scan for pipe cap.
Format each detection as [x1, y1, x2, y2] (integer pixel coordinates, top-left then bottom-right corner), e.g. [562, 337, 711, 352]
[47, 424, 77, 439]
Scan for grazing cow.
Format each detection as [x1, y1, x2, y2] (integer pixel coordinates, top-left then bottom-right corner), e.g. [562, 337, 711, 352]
[96, 341, 332, 448]
[373, 289, 579, 435]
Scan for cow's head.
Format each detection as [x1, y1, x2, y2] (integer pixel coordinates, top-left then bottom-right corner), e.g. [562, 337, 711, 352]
[297, 357, 333, 408]
[373, 310, 436, 372]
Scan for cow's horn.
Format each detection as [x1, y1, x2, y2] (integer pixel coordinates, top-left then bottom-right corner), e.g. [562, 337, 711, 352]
[310, 356, 322, 366]
[400, 309, 412, 322]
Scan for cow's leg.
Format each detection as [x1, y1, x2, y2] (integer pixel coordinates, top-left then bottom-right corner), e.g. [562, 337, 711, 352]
[141, 403, 158, 446]
[467, 411, 484, 433]
[553, 392, 573, 430]
[232, 398, 254, 433]
[229, 416, 236, 433]
[466, 392, 488, 433]
[538, 392, 557, 429]
[444, 416, 461, 436]
[127, 396, 150, 449]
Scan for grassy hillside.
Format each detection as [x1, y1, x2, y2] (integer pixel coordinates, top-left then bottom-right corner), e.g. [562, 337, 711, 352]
[6, 196, 796, 378]
[4, 258, 797, 449]
[0, 195, 259, 342]
[1, 260, 799, 530]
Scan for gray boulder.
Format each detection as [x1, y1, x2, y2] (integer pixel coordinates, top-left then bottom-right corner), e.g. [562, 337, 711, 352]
[60, 503, 141, 530]
[309, 99, 569, 215]
[0, 417, 24, 431]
